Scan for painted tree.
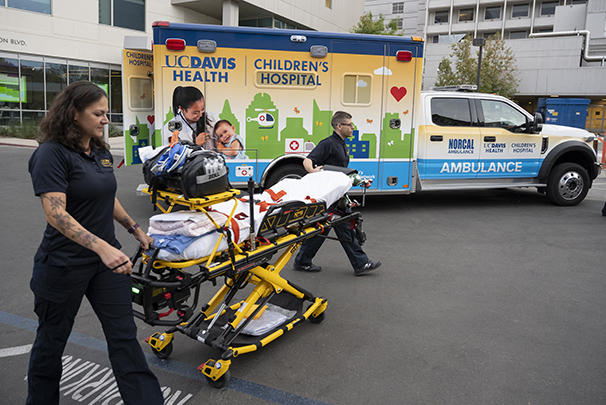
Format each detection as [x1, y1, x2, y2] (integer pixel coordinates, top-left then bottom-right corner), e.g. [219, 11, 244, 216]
[435, 33, 519, 99]
[350, 12, 403, 36]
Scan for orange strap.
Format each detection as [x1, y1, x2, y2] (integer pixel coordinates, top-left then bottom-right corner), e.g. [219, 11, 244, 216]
[265, 189, 287, 202]
[169, 130, 180, 147]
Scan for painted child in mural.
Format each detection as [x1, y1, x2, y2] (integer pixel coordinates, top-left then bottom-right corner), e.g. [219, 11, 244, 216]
[214, 119, 248, 160]
[161, 86, 219, 151]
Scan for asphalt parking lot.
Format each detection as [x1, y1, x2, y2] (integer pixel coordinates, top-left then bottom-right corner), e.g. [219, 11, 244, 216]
[1, 141, 605, 404]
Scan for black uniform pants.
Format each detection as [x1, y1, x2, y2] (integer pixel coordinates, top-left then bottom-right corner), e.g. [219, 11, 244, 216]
[26, 260, 163, 405]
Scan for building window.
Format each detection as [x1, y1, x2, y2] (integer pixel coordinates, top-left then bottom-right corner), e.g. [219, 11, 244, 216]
[395, 18, 403, 30]
[434, 10, 449, 24]
[0, 53, 122, 126]
[540, 1, 559, 16]
[432, 36, 439, 43]
[459, 8, 474, 22]
[483, 31, 498, 39]
[485, 6, 502, 20]
[509, 30, 527, 39]
[393, 2, 404, 14]
[343, 74, 371, 105]
[99, 0, 145, 32]
[511, 4, 529, 18]
[5, 0, 51, 14]
[45, 60, 67, 109]
[325, 0, 331, 8]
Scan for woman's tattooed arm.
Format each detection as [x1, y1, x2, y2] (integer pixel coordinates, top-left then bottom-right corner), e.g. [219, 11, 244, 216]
[40, 192, 99, 250]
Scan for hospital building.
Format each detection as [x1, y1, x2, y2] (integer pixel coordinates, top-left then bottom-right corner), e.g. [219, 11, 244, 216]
[0, 0, 364, 126]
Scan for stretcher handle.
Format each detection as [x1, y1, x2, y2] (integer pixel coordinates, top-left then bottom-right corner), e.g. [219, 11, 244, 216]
[130, 245, 188, 288]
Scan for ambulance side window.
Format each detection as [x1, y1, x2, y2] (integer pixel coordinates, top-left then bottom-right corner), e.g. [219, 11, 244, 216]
[480, 99, 527, 133]
[342, 74, 372, 105]
[431, 98, 472, 127]
[129, 77, 153, 110]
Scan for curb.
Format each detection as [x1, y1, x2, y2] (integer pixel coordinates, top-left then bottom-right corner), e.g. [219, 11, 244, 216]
[0, 137, 125, 155]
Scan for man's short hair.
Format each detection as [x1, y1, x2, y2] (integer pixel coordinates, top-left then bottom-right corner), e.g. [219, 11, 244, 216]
[331, 111, 352, 129]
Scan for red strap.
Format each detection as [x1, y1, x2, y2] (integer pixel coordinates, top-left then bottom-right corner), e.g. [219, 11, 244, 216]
[158, 308, 174, 319]
[266, 189, 287, 202]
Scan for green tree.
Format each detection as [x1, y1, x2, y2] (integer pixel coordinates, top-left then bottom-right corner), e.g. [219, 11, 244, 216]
[435, 33, 519, 98]
[350, 12, 403, 36]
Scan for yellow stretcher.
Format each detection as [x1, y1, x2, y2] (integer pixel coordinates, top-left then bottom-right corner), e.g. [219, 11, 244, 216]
[130, 184, 365, 388]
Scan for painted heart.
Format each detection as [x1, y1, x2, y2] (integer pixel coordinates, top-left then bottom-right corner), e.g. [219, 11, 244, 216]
[390, 86, 407, 102]
[147, 115, 155, 125]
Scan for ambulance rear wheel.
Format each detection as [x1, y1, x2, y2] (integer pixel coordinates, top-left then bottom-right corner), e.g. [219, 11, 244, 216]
[206, 370, 230, 389]
[152, 341, 173, 359]
[265, 163, 307, 189]
[546, 163, 589, 206]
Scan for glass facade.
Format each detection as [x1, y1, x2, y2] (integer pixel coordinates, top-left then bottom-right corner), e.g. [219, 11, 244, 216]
[99, 0, 146, 31]
[6, 0, 51, 14]
[0, 53, 122, 126]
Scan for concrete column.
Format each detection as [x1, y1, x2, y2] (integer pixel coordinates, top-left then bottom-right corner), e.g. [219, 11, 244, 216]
[223, 0, 240, 26]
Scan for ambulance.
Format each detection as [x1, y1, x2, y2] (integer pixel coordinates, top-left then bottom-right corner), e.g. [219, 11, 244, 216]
[122, 22, 600, 206]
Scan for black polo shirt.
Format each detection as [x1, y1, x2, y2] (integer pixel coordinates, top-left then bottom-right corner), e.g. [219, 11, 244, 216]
[307, 131, 349, 168]
[29, 140, 120, 266]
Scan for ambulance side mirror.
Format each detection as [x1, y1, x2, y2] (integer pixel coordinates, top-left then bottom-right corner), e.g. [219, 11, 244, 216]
[531, 112, 543, 134]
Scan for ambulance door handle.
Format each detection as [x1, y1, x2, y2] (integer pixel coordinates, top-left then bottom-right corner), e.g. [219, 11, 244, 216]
[430, 136, 443, 142]
[484, 136, 496, 142]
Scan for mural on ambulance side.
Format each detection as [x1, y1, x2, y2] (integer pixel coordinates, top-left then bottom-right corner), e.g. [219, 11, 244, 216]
[123, 23, 423, 192]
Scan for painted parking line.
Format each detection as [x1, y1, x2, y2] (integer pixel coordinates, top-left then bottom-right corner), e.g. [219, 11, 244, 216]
[0, 344, 32, 358]
[0, 311, 331, 405]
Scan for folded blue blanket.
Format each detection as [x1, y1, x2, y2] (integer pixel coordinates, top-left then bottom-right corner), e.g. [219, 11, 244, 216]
[150, 233, 202, 254]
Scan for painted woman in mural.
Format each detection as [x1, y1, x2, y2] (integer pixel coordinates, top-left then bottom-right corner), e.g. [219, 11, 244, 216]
[161, 86, 219, 150]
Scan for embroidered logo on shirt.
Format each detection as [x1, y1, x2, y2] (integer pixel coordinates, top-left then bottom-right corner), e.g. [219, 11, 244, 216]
[100, 159, 112, 167]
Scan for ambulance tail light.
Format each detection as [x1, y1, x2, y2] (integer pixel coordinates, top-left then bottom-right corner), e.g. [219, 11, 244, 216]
[396, 51, 412, 62]
[153, 21, 170, 27]
[166, 38, 186, 51]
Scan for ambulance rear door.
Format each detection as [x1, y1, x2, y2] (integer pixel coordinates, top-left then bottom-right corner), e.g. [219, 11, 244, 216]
[122, 40, 154, 165]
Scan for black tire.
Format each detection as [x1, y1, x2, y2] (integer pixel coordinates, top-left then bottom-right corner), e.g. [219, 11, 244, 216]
[264, 163, 307, 189]
[151, 341, 173, 359]
[309, 311, 325, 324]
[206, 370, 230, 389]
[546, 163, 590, 206]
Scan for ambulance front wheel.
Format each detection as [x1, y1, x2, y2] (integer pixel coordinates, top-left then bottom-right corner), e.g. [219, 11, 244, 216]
[151, 341, 173, 359]
[265, 163, 308, 189]
[546, 163, 589, 206]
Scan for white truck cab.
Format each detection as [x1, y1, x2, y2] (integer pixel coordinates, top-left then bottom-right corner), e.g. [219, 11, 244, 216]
[416, 90, 600, 205]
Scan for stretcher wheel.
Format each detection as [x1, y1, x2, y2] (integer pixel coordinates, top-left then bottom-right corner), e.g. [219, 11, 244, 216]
[206, 370, 230, 389]
[309, 312, 325, 324]
[151, 341, 173, 359]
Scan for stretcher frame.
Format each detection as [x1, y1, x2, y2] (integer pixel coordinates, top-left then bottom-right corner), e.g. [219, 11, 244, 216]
[131, 185, 364, 388]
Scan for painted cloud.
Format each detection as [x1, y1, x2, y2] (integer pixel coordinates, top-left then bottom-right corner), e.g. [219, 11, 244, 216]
[373, 66, 393, 76]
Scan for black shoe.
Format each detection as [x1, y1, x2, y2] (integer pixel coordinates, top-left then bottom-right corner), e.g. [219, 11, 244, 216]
[354, 260, 381, 276]
[293, 262, 322, 272]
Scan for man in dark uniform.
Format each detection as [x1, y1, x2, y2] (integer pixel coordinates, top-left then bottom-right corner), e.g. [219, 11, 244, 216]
[293, 111, 381, 276]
